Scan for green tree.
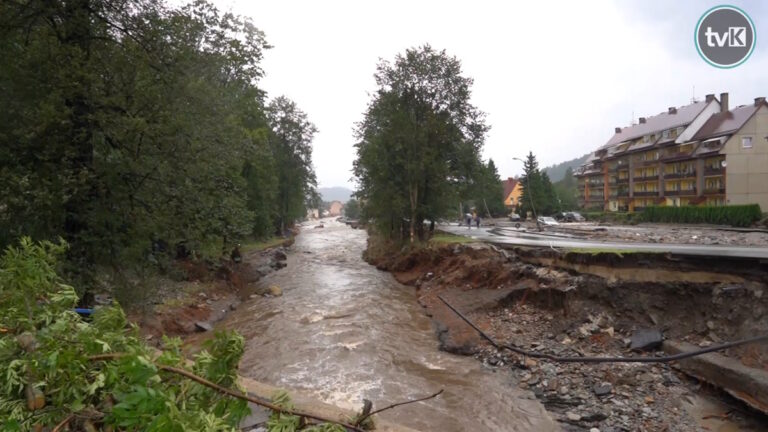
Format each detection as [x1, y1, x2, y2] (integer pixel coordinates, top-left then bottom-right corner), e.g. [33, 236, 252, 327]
[267, 96, 319, 234]
[354, 45, 489, 241]
[0, 0, 300, 293]
[344, 199, 361, 219]
[519, 152, 560, 218]
[475, 159, 506, 217]
[553, 167, 579, 210]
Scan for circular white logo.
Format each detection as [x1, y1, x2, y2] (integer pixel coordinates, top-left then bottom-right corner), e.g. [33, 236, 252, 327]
[695, 5, 755, 68]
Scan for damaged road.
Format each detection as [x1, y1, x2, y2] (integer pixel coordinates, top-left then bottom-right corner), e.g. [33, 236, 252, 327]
[366, 237, 768, 431]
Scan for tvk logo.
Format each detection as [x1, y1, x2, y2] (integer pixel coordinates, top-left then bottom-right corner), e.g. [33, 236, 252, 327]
[696, 6, 755, 68]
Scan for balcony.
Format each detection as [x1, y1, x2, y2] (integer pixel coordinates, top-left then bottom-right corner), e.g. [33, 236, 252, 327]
[704, 187, 726, 195]
[588, 195, 605, 202]
[634, 174, 659, 181]
[662, 151, 694, 162]
[633, 191, 659, 197]
[616, 177, 629, 184]
[665, 189, 696, 196]
[617, 190, 629, 197]
[704, 167, 724, 176]
[663, 171, 696, 180]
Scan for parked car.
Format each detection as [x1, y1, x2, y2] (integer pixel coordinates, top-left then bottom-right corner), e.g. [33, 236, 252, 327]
[537, 216, 559, 226]
[564, 212, 585, 222]
[508, 212, 521, 222]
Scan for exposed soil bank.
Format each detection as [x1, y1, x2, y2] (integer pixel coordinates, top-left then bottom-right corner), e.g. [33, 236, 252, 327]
[365, 236, 768, 431]
[128, 241, 292, 342]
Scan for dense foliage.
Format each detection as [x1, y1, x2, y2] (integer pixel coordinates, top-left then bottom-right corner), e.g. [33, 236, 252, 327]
[640, 204, 762, 227]
[0, 0, 318, 290]
[353, 45, 496, 241]
[344, 199, 361, 219]
[0, 238, 249, 430]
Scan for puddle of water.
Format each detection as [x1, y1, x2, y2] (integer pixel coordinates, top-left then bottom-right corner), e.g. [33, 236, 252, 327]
[219, 219, 557, 431]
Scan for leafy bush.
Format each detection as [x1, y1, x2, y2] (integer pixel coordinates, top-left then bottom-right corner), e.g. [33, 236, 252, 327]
[640, 205, 762, 227]
[0, 238, 250, 431]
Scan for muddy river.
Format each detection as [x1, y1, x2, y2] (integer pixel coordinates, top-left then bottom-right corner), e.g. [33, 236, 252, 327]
[221, 219, 556, 431]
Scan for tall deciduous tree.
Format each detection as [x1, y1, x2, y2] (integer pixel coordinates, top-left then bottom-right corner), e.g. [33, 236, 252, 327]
[0, 0, 318, 294]
[267, 96, 319, 234]
[354, 45, 488, 242]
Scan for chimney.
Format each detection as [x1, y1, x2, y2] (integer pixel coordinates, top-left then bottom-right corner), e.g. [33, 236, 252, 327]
[668, 107, 677, 114]
[720, 93, 729, 112]
[614, 127, 622, 133]
[639, 117, 646, 124]
[755, 97, 766, 106]
[705, 94, 715, 102]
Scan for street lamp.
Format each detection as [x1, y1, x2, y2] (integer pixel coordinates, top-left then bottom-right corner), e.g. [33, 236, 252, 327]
[512, 157, 542, 231]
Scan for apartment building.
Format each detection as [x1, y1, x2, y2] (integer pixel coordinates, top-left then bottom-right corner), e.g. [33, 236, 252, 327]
[576, 93, 768, 212]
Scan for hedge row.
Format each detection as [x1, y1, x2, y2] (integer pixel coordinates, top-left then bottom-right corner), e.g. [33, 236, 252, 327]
[639, 204, 763, 227]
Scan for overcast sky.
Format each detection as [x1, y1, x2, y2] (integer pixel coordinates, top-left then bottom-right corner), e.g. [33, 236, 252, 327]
[208, 0, 767, 188]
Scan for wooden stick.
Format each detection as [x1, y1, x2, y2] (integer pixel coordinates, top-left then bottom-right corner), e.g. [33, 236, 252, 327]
[88, 354, 365, 432]
[52, 414, 74, 432]
[354, 389, 444, 426]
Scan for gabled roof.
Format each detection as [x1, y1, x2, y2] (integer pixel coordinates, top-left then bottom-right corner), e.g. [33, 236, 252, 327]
[503, 177, 519, 198]
[603, 101, 710, 148]
[692, 104, 761, 140]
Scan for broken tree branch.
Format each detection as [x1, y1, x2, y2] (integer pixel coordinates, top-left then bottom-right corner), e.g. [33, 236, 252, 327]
[437, 295, 768, 364]
[88, 354, 365, 432]
[354, 389, 444, 426]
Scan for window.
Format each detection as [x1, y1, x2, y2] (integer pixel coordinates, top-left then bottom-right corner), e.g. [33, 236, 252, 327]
[742, 136, 753, 149]
[662, 129, 670, 139]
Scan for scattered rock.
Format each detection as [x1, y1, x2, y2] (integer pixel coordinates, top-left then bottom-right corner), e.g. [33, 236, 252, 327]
[194, 321, 213, 332]
[629, 329, 663, 352]
[566, 412, 581, 422]
[593, 382, 612, 396]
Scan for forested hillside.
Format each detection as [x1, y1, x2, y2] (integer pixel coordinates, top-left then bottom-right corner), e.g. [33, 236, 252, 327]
[0, 0, 319, 290]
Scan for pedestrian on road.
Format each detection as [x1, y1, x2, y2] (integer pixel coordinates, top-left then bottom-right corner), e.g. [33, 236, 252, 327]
[465, 212, 472, 229]
[471, 210, 478, 228]
[475, 214, 481, 228]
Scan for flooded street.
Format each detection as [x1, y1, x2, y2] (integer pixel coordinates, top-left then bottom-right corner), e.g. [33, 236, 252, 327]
[221, 219, 555, 431]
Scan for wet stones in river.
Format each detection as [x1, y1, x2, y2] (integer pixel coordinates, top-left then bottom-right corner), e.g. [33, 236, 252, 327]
[593, 382, 612, 396]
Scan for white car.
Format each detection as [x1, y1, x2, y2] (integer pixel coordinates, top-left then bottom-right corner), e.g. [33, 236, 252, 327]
[537, 216, 559, 226]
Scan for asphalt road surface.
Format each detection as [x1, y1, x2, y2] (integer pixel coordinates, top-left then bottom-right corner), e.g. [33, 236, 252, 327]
[439, 224, 768, 260]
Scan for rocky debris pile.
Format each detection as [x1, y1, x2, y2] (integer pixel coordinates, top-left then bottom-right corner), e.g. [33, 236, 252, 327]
[474, 304, 704, 431]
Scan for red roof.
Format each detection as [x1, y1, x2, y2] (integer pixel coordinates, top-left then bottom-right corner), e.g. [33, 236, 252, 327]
[503, 177, 518, 198]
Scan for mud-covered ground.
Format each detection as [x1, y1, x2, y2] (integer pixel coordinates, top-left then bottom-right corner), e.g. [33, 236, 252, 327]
[539, 221, 768, 246]
[127, 243, 291, 341]
[366, 237, 768, 431]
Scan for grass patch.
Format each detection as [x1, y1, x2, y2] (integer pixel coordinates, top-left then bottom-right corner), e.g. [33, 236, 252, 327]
[241, 236, 288, 253]
[428, 233, 476, 245]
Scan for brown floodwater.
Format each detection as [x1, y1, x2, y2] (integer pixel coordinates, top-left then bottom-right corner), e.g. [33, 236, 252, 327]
[220, 219, 557, 431]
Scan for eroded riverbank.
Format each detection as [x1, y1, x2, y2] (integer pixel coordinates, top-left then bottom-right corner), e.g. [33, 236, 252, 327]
[366, 234, 768, 431]
[215, 219, 558, 431]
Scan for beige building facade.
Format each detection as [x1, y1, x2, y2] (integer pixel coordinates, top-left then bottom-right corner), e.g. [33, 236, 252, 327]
[721, 104, 768, 209]
[576, 93, 768, 212]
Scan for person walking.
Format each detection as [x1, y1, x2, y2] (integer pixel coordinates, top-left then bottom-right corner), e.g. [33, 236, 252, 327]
[475, 213, 481, 228]
[465, 212, 472, 229]
[471, 209, 478, 229]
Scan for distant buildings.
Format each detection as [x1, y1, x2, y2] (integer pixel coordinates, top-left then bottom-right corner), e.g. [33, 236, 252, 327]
[328, 200, 344, 217]
[503, 177, 522, 209]
[576, 93, 768, 212]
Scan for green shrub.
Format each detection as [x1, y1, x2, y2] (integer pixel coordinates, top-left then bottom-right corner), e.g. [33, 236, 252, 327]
[0, 238, 250, 431]
[639, 204, 762, 227]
